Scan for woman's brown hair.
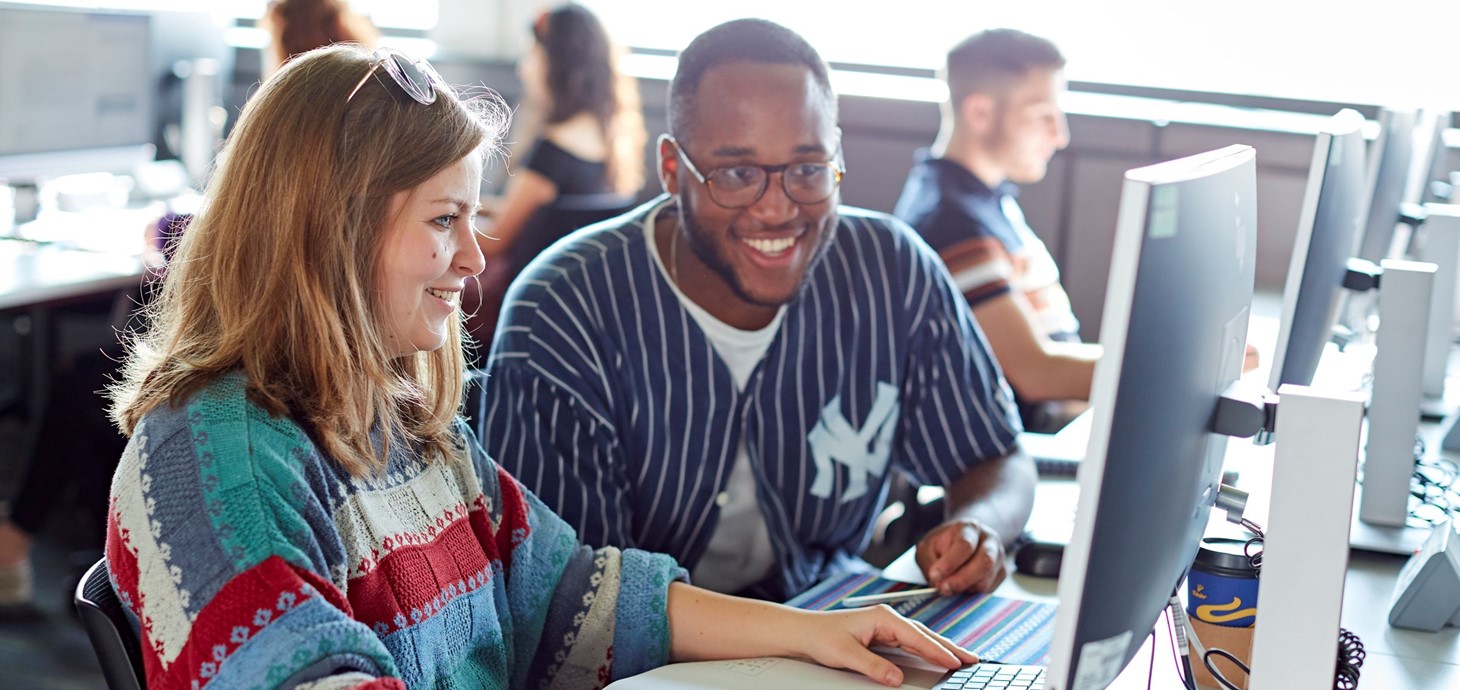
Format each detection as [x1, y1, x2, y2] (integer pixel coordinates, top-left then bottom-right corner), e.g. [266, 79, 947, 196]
[111, 44, 506, 476]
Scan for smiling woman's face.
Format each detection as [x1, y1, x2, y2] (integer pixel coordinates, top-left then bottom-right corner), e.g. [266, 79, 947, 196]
[376, 152, 485, 358]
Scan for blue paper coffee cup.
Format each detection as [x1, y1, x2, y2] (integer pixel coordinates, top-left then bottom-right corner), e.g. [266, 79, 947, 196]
[1187, 537, 1259, 628]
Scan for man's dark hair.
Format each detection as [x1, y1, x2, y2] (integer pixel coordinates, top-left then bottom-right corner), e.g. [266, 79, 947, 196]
[945, 29, 1065, 106]
[668, 19, 835, 144]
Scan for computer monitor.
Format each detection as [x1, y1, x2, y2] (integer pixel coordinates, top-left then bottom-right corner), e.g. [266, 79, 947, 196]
[0, 3, 156, 182]
[1412, 109, 1450, 204]
[1268, 110, 1367, 390]
[1046, 145, 1256, 690]
[1419, 113, 1455, 205]
[1355, 108, 1418, 263]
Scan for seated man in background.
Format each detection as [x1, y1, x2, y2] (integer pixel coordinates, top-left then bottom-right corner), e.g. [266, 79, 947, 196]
[478, 19, 1036, 601]
[893, 29, 1100, 433]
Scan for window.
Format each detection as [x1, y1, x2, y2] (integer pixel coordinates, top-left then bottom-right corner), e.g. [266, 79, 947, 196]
[219, 1, 437, 31]
[579, 0, 1460, 110]
[24, 1, 438, 31]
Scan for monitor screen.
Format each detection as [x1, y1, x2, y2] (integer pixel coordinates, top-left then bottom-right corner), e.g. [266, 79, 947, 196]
[1268, 110, 1367, 390]
[0, 4, 155, 181]
[1417, 109, 1453, 205]
[1046, 145, 1256, 690]
[1355, 108, 1417, 263]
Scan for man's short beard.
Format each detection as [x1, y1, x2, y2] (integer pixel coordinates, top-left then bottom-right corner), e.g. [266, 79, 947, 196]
[678, 192, 816, 309]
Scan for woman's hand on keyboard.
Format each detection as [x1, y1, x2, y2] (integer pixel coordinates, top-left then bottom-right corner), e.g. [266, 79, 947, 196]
[787, 604, 979, 686]
[666, 582, 976, 687]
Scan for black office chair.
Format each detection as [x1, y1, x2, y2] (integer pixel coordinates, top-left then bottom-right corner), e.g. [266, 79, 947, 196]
[74, 558, 146, 690]
[504, 192, 638, 275]
[466, 192, 637, 364]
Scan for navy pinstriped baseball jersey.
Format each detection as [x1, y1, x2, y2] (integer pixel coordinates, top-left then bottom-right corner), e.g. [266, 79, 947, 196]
[477, 195, 1021, 600]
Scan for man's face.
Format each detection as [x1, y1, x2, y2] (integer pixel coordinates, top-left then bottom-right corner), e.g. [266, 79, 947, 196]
[662, 61, 841, 310]
[981, 68, 1069, 185]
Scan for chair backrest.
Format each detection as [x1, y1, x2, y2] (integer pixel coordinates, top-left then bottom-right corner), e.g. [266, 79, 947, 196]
[464, 192, 637, 367]
[506, 192, 638, 275]
[74, 558, 146, 690]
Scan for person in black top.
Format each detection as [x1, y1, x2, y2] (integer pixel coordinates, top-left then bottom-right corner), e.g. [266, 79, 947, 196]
[467, 4, 645, 357]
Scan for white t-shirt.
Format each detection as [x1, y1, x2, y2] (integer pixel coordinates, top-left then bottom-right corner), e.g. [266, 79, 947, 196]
[645, 211, 781, 593]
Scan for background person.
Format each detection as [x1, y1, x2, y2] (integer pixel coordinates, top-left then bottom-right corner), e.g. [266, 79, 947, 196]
[893, 29, 1099, 433]
[259, 0, 379, 79]
[467, 3, 646, 359]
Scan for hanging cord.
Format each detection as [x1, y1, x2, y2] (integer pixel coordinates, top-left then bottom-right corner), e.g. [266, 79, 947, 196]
[1145, 627, 1157, 690]
[1238, 518, 1264, 574]
[1198, 519, 1365, 690]
[1408, 442, 1460, 527]
[1202, 648, 1248, 690]
[1166, 596, 1197, 690]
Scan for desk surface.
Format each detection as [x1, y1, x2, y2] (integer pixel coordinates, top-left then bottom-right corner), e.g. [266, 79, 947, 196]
[0, 205, 159, 311]
[0, 240, 147, 311]
[881, 468, 1460, 689]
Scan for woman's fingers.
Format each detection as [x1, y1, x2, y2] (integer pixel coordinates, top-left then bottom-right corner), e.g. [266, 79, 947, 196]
[867, 607, 976, 669]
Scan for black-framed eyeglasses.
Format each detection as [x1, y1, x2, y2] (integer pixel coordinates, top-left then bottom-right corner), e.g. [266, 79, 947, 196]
[666, 135, 845, 209]
[345, 48, 444, 106]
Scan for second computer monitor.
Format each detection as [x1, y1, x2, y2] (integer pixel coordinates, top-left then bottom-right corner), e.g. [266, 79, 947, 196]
[1355, 108, 1418, 263]
[0, 3, 155, 181]
[1268, 110, 1367, 390]
[1046, 145, 1256, 690]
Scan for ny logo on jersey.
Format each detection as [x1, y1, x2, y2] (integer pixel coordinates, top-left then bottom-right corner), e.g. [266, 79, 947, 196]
[807, 382, 900, 503]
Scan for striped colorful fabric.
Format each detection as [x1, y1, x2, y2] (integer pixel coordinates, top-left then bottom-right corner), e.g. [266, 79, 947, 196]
[785, 572, 1056, 666]
[106, 370, 686, 690]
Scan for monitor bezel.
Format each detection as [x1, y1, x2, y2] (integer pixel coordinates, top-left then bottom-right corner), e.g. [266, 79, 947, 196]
[1267, 109, 1366, 392]
[1047, 144, 1257, 689]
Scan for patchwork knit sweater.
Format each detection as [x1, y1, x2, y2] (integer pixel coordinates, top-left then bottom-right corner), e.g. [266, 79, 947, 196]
[106, 371, 685, 690]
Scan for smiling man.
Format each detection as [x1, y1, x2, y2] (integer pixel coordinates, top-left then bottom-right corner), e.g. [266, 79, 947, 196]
[477, 19, 1035, 602]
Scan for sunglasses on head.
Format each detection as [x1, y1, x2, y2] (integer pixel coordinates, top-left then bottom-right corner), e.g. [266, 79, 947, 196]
[345, 48, 444, 106]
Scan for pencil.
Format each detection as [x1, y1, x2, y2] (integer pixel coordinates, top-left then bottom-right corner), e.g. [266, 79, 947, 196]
[841, 587, 939, 608]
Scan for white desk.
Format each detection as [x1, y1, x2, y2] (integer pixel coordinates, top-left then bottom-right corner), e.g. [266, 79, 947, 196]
[2, 222, 150, 471]
[1, 202, 160, 311]
[0, 240, 147, 311]
[878, 464, 1460, 689]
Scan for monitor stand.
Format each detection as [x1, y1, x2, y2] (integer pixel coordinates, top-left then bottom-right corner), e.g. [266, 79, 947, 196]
[1358, 260, 1436, 533]
[1348, 485, 1431, 555]
[1419, 205, 1460, 420]
[1249, 385, 1366, 690]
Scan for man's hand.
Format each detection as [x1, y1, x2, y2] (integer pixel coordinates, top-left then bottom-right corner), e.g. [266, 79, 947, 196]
[1243, 342, 1260, 374]
[914, 518, 1007, 595]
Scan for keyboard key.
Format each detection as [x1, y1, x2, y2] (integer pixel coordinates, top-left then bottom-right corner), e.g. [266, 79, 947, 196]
[938, 665, 1046, 689]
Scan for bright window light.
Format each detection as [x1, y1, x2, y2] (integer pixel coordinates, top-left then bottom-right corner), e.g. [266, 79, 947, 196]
[579, 0, 1460, 111]
[41, 0, 438, 31]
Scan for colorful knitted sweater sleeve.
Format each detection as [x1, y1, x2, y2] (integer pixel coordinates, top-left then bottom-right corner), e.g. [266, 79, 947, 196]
[105, 372, 684, 690]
